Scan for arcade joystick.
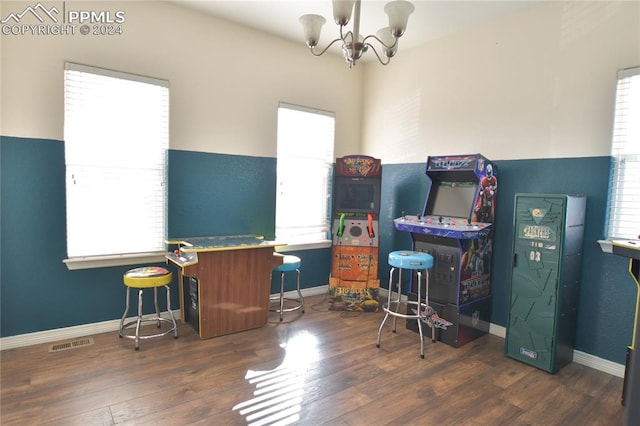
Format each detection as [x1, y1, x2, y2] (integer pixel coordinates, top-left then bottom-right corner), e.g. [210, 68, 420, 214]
[337, 213, 346, 237]
[367, 213, 375, 238]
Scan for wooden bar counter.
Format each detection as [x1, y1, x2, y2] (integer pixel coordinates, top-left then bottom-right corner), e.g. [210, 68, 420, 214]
[166, 235, 283, 339]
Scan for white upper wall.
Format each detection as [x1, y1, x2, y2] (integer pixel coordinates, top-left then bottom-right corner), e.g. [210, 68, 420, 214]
[361, 1, 640, 163]
[3, 1, 638, 163]
[0, 1, 363, 158]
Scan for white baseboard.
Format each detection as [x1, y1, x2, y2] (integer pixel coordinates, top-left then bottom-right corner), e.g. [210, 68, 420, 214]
[0, 285, 330, 351]
[0, 310, 182, 350]
[0, 285, 625, 378]
[572, 350, 625, 377]
[298, 285, 329, 298]
[490, 323, 507, 338]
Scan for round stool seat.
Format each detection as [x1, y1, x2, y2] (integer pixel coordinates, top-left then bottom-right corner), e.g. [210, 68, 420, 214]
[388, 250, 434, 270]
[273, 255, 301, 272]
[123, 266, 172, 288]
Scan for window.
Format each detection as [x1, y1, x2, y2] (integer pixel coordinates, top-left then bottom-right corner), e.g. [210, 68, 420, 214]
[276, 103, 335, 246]
[606, 66, 640, 240]
[63, 63, 169, 269]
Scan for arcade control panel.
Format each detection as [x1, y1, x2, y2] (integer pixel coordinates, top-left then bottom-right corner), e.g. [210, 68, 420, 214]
[333, 216, 379, 247]
[166, 248, 198, 267]
[394, 215, 491, 239]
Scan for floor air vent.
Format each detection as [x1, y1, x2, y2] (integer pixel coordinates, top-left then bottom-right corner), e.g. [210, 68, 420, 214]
[48, 337, 94, 353]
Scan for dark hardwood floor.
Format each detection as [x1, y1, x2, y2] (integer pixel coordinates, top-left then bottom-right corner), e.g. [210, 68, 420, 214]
[1, 294, 625, 425]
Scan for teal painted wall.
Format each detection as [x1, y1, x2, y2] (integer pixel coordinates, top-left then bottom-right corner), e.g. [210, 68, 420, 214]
[1, 136, 140, 335]
[1, 137, 635, 364]
[0, 136, 331, 337]
[168, 150, 277, 239]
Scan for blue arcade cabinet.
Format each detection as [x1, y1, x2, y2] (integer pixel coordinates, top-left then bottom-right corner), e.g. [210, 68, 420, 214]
[394, 154, 496, 347]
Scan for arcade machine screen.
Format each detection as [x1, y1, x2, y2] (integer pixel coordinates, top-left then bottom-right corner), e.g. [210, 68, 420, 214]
[335, 176, 381, 215]
[426, 181, 478, 220]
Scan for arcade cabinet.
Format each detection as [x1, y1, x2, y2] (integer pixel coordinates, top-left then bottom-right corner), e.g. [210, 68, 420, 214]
[394, 154, 496, 347]
[505, 194, 586, 373]
[329, 155, 382, 312]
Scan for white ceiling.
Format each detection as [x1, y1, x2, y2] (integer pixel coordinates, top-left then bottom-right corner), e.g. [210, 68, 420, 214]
[172, 0, 542, 57]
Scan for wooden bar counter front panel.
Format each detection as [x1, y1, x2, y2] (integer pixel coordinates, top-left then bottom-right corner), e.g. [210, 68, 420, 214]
[167, 236, 282, 339]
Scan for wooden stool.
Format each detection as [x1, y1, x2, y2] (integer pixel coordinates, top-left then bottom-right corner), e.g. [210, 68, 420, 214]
[270, 254, 304, 321]
[376, 250, 434, 358]
[119, 266, 178, 350]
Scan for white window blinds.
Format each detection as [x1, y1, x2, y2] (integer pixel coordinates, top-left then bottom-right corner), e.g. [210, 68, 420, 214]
[64, 63, 169, 259]
[276, 103, 335, 244]
[607, 66, 640, 240]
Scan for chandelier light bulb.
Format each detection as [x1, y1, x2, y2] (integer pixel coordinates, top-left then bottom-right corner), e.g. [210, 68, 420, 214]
[376, 27, 398, 58]
[385, 0, 415, 38]
[331, 0, 355, 26]
[299, 14, 326, 48]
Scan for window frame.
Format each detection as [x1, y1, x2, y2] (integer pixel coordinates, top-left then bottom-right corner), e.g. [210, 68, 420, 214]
[600, 66, 640, 253]
[605, 67, 640, 241]
[62, 62, 169, 270]
[275, 102, 335, 252]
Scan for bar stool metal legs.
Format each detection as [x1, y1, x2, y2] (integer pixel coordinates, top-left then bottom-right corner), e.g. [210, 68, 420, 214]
[119, 266, 178, 350]
[270, 255, 304, 321]
[376, 251, 435, 358]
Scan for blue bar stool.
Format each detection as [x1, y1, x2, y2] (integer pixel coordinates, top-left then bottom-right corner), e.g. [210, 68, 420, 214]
[119, 266, 178, 350]
[270, 254, 304, 321]
[376, 250, 435, 358]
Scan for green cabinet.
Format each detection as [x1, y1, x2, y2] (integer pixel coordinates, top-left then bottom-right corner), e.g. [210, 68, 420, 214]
[505, 194, 586, 373]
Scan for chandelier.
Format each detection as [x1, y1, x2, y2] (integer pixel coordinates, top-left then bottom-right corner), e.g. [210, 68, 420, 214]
[299, 0, 415, 68]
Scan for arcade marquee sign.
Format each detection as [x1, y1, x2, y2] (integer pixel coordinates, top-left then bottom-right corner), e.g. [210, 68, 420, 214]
[1, 2, 126, 36]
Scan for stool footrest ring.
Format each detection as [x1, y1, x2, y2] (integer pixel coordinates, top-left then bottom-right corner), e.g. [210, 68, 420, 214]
[269, 297, 305, 314]
[119, 279, 178, 350]
[119, 317, 177, 341]
[382, 300, 428, 320]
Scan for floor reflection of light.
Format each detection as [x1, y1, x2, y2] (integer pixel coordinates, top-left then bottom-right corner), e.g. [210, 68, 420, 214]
[232, 330, 319, 426]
